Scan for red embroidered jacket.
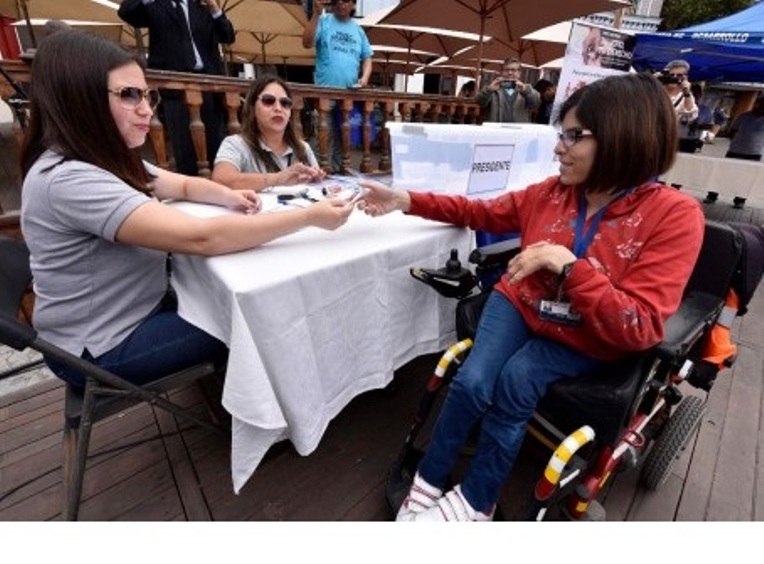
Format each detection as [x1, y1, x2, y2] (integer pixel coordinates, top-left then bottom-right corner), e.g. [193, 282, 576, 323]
[409, 177, 705, 360]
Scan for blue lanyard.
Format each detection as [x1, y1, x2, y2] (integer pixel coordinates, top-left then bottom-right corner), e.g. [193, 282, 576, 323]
[573, 188, 633, 258]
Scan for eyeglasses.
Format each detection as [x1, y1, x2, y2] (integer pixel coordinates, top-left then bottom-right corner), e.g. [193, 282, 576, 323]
[502, 67, 521, 73]
[557, 128, 595, 147]
[258, 94, 294, 110]
[108, 86, 161, 110]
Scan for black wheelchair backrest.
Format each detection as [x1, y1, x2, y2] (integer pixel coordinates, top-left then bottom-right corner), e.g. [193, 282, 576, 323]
[684, 220, 743, 302]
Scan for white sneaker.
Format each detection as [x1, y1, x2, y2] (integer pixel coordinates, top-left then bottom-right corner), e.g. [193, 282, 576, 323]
[395, 472, 443, 521]
[408, 485, 494, 522]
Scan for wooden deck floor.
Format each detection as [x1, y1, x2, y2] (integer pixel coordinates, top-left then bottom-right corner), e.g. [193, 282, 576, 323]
[1, 201, 763, 522]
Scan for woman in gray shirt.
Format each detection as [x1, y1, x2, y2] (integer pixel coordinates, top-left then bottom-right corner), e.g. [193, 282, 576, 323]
[212, 75, 326, 191]
[20, 30, 353, 388]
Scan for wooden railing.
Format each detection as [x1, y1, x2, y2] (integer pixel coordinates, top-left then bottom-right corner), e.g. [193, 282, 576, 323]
[0, 59, 483, 183]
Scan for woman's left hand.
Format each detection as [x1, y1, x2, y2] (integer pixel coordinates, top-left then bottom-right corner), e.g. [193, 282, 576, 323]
[506, 242, 576, 284]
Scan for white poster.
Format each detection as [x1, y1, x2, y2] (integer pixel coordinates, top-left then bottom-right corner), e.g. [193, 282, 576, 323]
[551, 22, 636, 121]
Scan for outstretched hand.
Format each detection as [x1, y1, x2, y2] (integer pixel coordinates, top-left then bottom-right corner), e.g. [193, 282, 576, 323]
[355, 179, 410, 216]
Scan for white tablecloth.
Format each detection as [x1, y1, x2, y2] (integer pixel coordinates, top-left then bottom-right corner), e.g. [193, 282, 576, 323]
[169, 201, 473, 493]
[660, 152, 764, 201]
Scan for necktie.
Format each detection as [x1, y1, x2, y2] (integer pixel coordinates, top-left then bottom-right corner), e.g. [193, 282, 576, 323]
[173, 0, 197, 71]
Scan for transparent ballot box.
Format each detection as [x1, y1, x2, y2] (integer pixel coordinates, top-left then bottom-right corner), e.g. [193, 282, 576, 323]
[386, 122, 557, 199]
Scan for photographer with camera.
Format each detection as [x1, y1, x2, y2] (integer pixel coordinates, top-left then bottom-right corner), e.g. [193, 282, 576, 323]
[475, 57, 540, 124]
[655, 59, 699, 153]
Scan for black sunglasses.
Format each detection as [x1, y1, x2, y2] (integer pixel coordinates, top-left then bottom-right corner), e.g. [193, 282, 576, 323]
[258, 94, 294, 109]
[108, 86, 161, 110]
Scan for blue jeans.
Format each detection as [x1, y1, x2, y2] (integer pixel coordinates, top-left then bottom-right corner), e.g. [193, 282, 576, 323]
[46, 295, 228, 390]
[418, 291, 601, 513]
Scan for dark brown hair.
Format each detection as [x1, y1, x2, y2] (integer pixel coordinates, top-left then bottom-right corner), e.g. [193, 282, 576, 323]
[556, 73, 677, 193]
[20, 30, 152, 192]
[239, 74, 309, 172]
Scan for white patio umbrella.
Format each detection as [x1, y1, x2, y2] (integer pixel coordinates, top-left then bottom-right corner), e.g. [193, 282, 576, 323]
[222, 0, 308, 36]
[0, 0, 124, 48]
[218, 0, 316, 68]
[443, 35, 566, 69]
[364, 24, 478, 90]
[370, 47, 439, 88]
[228, 31, 314, 65]
[10, 17, 129, 51]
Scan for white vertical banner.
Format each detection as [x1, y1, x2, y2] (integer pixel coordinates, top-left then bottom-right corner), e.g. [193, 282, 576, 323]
[551, 22, 636, 121]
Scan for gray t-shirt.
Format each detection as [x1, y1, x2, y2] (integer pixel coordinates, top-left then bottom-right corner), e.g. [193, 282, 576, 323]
[214, 134, 319, 172]
[21, 150, 167, 357]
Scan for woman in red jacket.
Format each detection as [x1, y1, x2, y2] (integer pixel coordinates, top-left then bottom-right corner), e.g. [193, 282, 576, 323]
[358, 73, 705, 521]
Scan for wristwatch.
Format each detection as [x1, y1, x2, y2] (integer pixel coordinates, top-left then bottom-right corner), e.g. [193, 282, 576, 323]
[558, 261, 576, 283]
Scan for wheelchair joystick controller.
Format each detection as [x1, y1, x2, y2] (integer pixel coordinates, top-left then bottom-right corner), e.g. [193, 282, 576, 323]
[409, 248, 478, 299]
[445, 249, 462, 274]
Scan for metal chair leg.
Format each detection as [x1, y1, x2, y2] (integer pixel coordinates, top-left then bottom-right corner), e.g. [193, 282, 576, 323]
[62, 377, 97, 521]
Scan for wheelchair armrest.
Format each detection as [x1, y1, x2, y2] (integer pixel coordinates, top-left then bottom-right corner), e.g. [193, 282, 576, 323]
[656, 291, 724, 361]
[0, 313, 37, 351]
[469, 237, 521, 268]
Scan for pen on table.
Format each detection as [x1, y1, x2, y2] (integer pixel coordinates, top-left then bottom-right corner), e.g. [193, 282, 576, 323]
[277, 194, 313, 208]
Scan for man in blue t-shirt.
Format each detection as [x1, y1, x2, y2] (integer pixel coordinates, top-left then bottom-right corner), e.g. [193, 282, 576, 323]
[303, 0, 373, 173]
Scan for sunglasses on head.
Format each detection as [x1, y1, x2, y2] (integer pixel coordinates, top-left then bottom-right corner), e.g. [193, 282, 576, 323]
[108, 86, 161, 110]
[258, 94, 294, 109]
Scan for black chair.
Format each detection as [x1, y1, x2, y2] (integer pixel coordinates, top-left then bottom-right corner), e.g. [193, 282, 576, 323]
[0, 235, 44, 378]
[0, 236, 227, 520]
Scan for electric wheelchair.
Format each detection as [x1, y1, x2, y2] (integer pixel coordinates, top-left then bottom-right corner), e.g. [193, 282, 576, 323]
[386, 219, 764, 520]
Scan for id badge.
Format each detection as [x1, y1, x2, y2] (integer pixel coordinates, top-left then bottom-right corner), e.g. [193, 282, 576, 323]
[539, 299, 582, 325]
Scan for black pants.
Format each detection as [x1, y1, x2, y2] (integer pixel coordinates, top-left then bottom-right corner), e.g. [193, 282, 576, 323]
[160, 89, 227, 176]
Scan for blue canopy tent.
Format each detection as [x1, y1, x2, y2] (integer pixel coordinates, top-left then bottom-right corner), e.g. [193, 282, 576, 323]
[632, 2, 764, 82]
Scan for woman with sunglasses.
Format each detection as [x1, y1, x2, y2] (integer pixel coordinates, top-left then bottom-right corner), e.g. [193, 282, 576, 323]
[357, 73, 705, 521]
[20, 30, 354, 390]
[212, 75, 326, 191]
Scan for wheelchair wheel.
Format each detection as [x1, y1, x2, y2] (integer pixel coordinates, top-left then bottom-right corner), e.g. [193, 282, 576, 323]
[640, 395, 705, 491]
